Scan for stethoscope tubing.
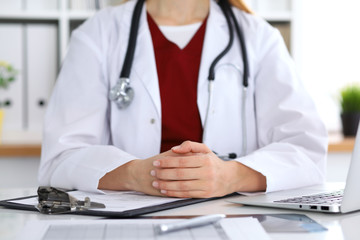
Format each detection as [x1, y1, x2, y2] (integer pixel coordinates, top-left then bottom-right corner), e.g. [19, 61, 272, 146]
[203, 0, 248, 156]
[207, 0, 235, 81]
[110, 0, 250, 157]
[120, 0, 145, 79]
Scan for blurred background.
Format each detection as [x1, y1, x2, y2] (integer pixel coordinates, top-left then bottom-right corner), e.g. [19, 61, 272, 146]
[0, 0, 359, 188]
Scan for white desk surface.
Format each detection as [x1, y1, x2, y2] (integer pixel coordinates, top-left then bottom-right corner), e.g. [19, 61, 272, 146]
[1, 183, 359, 240]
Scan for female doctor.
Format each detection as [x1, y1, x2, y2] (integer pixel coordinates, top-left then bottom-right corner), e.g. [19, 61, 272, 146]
[39, 0, 327, 198]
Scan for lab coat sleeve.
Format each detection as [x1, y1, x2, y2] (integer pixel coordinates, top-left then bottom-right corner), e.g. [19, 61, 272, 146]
[237, 25, 328, 192]
[38, 13, 137, 193]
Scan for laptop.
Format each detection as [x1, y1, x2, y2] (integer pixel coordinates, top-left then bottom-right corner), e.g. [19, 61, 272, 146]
[230, 125, 360, 213]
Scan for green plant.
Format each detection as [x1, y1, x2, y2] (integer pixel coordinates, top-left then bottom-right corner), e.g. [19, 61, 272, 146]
[340, 84, 360, 113]
[0, 61, 18, 89]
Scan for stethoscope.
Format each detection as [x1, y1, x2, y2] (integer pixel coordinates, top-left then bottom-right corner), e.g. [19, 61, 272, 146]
[109, 0, 249, 159]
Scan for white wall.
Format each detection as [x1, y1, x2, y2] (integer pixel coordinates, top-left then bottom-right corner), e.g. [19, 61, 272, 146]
[0, 158, 40, 188]
[299, 0, 360, 132]
[327, 153, 351, 182]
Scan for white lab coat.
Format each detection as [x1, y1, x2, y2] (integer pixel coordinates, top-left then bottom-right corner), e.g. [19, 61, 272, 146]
[39, 0, 328, 193]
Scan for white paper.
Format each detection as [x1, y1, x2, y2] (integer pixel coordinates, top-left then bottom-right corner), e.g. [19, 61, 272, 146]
[220, 218, 271, 240]
[10, 190, 185, 212]
[17, 217, 271, 240]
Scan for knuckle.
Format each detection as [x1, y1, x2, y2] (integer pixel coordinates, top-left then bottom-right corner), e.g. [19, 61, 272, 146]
[176, 169, 185, 179]
[179, 191, 192, 198]
[178, 181, 188, 191]
[183, 140, 192, 146]
[178, 158, 187, 168]
[182, 141, 193, 149]
[164, 191, 174, 197]
[158, 181, 167, 189]
[160, 159, 170, 168]
[166, 191, 181, 198]
[156, 170, 164, 178]
[157, 159, 165, 167]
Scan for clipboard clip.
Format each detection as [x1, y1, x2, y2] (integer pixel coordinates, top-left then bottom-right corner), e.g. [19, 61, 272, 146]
[37, 186, 106, 214]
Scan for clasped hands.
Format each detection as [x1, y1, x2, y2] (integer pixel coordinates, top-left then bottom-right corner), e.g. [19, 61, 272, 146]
[136, 141, 243, 198]
[99, 141, 266, 198]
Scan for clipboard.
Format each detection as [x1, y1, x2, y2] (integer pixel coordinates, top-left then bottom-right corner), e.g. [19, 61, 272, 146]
[0, 187, 236, 218]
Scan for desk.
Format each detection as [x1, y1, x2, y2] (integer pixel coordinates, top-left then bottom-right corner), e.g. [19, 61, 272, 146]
[1, 184, 359, 240]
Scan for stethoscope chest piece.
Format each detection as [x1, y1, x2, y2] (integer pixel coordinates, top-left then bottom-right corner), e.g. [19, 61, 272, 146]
[109, 77, 134, 109]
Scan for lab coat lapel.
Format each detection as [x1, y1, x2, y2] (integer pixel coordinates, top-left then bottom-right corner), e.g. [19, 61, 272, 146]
[121, 0, 232, 123]
[197, 0, 229, 126]
[130, 3, 162, 119]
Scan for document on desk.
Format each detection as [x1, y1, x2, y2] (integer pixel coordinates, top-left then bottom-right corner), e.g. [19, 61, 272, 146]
[2, 189, 235, 217]
[18, 217, 271, 240]
[9, 190, 187, 213]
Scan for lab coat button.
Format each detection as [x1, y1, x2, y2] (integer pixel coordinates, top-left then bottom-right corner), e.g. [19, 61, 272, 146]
[150, 118, 155, 124]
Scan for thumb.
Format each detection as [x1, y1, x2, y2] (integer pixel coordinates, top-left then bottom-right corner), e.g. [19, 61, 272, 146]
[171, 141, 211, 154]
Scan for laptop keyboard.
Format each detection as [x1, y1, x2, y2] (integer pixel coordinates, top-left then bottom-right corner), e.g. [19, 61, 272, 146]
[274, 190, 344, 205]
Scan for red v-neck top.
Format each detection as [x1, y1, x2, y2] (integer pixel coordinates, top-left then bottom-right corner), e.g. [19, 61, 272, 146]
[147, 13, 207, 152]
